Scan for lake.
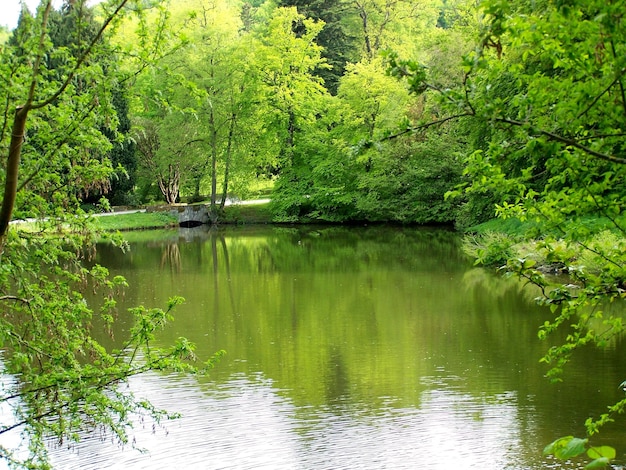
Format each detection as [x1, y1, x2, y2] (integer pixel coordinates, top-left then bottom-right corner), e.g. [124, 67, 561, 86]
[46, 225, 626, 469]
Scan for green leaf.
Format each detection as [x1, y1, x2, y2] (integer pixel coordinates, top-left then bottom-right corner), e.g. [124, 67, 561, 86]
[557, 437, 589, 459]
[587, 446, 615, 460]
[544, 436, 588, 459]
[544, 436, 571, 455]
[584, 457, 610, 469]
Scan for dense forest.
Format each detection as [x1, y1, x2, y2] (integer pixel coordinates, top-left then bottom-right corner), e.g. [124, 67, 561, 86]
[0, 0, 625, 468]
[2, 0, 476, 226]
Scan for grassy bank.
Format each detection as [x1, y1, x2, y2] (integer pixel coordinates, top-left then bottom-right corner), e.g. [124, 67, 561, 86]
[467, 213, 626, 237]
[219, 202, 273, 224]
[94, 211, 178, 231]
[94, 202, 273, 231]
[463, 214, 626, 269]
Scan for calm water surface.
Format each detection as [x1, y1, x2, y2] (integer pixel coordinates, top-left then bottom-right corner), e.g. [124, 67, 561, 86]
[45, 225, 626, 469]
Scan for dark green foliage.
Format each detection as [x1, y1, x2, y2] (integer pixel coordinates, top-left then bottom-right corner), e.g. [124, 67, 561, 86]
[43, 1, 137, 207]
[46, 0, 100, 67]
[355, 135, 463, 224]
[277, 0, 357, 94]
[271, 129, 463, 224]
[103, 87, 138, 206]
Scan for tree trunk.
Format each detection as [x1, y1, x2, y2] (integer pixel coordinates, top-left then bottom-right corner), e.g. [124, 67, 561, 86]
[356, 2, 373, 59]
[0, 106, 29, 246]
[209, 106, 219, 223]
[219, 112, 237, 212]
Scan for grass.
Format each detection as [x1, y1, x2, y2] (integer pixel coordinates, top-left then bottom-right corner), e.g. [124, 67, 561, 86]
[464, 212, 626, 271]
[466, 217, 535, 236]
[220, 202, 273, 224]
[468, 213, 626, 238]
[94, 211, 178, 231]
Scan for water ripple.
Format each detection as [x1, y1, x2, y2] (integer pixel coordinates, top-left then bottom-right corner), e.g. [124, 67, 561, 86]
[44, 370, 579, 470]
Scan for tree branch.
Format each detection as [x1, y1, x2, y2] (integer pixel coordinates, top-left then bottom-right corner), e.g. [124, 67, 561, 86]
[383, 112, 474, 141]
[0, 0, 132, 244]
[0, 295, 31, 304]
[0, 2, 54, 243]
[576, 68, 626, 119]
[496, 118, 626, 164]
[31, 0, 132, 110]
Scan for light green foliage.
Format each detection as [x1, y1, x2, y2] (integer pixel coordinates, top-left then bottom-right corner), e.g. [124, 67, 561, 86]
[270, 96, 359, 222]
[130, 0, 269, 214]
[0, 26, 9, 44]
[349, 0, 441, 60]
[460, 0, 626, 382]
[387, 0, 626, 464]
[276, 0, 359, 94]
[251, 5, 329, 164]
[268, 1, 469, 224]
[339, 57, 412, 139]
[0, 2, 221, 468]
[544, 435, 616, 469]
[251, 6, 344, 220]
[461, 231, 516, 267]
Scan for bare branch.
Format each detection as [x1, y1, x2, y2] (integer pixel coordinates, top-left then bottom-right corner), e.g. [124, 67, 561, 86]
[0, 295, 31, 304]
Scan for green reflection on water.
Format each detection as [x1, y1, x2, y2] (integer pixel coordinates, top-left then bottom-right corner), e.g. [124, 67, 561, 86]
[96, 227, 538, 390]
[89, 225, 626, 466]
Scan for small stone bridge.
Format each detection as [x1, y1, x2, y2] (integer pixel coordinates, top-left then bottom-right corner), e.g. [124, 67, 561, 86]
[147, 204, 211, 227]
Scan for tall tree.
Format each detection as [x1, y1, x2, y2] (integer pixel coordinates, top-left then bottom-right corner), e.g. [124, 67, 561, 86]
[131, 0, 265, 218]
[44, 1, 138, 207]
[248, 7, 339, 219]
[277, 0, 358, 94]
[251, 7, 328, 169]
[105, 86, 138, 206]
[0, 2, 217, 468]
[350, 0, 439, 60]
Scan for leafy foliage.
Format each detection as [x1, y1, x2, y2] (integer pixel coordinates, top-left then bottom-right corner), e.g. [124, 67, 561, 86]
[544, 435, 616, 469]
[386, 0, 626, 465]
[277, 0, 358, 94]
[0, 2, 222, 468]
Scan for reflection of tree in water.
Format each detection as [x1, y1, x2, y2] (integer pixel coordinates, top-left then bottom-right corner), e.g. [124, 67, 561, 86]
[324, 347, 351, 406]
[208, 228, 237, 316]
[161, 243, 181, 273]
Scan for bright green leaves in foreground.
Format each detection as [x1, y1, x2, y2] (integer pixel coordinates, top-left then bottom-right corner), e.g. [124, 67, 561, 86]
[0, 223, 223, 468]
[0, 2, 223, 469]
[544, 436, 616, 469]
[388, 0, 626, 466]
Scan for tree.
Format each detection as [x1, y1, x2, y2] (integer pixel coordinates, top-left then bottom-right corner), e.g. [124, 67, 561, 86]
[130, 0, 267, 218]
[266, 3, 469, 224]
[388, 0, 626, 465]
[250, 7, 338, 219]
[339, 57, 412, 139]
[105, 86, 138, 206]
[175, 0, 261, 219]
[44, 2, 138, 207]
[354, 133, 464, 223]
[277, 0, 358, 94]
[350, 0, 440, 60]
[0, 2, 219, 468]
[134, 117, 181, 204]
